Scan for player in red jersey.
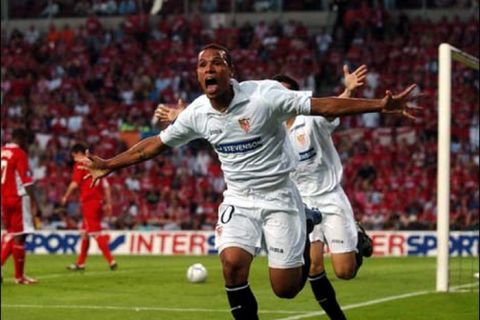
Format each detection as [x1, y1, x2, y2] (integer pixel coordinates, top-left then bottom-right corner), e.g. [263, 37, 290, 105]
[1, 128, 40, 284]
[61, 143, 117, 271]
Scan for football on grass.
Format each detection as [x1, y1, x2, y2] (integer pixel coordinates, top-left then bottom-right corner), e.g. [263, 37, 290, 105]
[186, 263, 208, 283]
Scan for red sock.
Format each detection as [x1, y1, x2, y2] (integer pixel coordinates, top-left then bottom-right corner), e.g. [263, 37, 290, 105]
[1, 238, 14, 266]
[76, 237, 90, 266]
[12, 244, 25, 279]
[95, 235, 114, 265]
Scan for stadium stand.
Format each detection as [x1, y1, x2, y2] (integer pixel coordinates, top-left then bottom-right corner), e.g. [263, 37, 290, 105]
[5, 0, 477, 18]
[1, 1, 478, 232]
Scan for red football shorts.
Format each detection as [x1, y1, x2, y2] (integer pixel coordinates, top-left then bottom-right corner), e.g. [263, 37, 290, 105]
[80, 199, 103, 233]
[1, 196, 34, 234]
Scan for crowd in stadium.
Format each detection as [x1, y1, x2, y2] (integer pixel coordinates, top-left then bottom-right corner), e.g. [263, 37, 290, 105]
[6, 0, 478, 18]
[1, 1, 479, 232]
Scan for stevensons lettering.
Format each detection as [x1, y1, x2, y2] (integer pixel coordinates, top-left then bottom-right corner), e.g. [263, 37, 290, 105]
[215, 137, 263, 154]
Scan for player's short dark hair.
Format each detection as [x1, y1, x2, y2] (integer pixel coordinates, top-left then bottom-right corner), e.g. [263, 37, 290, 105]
[272, 74, 300, 91]
[200, 43, 233, 68]
[70, 142, 88, 154]
[11, 128, 28, 142]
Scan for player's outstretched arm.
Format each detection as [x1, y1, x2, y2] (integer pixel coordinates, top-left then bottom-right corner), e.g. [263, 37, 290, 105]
[81, 136, 170, 186]
[310, 84, 419, 118]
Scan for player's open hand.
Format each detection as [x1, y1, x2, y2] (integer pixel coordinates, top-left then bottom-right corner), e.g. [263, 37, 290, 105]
[154, 99, 186, 123]
[78, 151, 112, 187]
[344, 64, 367, 92]
[381, 84, 422, 120]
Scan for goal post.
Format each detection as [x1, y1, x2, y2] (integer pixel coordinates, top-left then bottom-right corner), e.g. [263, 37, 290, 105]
[436, 43, 479, 292]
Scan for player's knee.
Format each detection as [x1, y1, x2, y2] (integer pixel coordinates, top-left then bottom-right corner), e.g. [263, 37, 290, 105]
[270, 271, 303, 299]
[221, 257, 249, 285]
[275, 291, 298, 299]
[309, 261, 325, 276]
[334, 266, 356, 280]
[272, 285, 299, 299]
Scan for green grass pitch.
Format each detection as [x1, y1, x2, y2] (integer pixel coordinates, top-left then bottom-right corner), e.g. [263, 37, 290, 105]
[1, 255, 478, 320]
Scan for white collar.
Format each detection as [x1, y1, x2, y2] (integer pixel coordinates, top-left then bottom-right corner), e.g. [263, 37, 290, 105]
[206, 79, 250, 114]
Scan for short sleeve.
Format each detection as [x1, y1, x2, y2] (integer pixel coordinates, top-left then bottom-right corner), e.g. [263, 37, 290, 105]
[16, 151, 33, 186]
[72, 165, 84, 184]
[261, 81, 312, 121]
[159, 106, 202, 147]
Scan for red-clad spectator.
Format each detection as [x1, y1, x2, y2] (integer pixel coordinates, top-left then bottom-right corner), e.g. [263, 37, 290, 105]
[60, 24, 75, 48]
[47, 24, 61, 44]
[86, 13, 103, 36]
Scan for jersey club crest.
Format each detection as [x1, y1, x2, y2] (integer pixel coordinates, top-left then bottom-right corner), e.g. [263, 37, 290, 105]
[238, 118, 251, 133]
[296, 132, 307, 147]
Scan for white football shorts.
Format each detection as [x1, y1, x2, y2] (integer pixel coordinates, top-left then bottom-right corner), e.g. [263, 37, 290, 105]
[304, 186, 358, 254]
[215, 179, 306, 269]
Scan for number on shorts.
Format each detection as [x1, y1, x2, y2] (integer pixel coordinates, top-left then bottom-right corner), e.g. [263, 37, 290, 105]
[220, 205, 235, 224]
[1, 159, 7, 185]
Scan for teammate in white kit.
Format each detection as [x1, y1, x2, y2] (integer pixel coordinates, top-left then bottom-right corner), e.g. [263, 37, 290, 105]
[274, 71, 372, 320]
[80, 44, 418, 319]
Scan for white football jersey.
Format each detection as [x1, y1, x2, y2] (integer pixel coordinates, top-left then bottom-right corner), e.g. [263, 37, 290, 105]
[160, 79, 311, 191]
[288, 115, 343, 197]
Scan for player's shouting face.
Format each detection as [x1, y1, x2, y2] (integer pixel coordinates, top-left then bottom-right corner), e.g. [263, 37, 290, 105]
[197, 48, 233, 100]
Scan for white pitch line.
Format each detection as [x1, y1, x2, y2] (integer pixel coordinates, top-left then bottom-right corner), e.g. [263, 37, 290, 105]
[0, 304, 305, 315]
[2, 282, 477, 318]
[1, 304, 230, 313]
[39, 270, 130, 279]
[449, 282, 479, 291]
[2, 270, 131, 282]
[274, 291, 430, 320]
[453, 282, 479, 289]
[274, 282, 479, 320]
